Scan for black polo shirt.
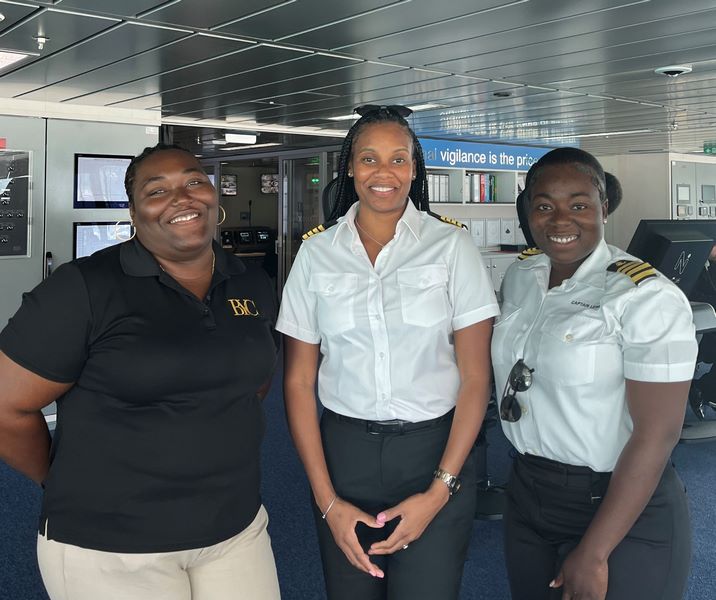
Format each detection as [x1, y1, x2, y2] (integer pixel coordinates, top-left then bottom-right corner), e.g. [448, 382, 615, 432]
[0, 239, 278, 553]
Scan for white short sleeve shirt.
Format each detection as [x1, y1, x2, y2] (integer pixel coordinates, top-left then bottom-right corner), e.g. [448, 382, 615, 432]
[491, 239, 697, 472]
[277, 201, 500, 422]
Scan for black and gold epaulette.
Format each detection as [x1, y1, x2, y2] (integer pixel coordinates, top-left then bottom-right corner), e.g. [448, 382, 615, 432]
[517, 247, 543, 260]
[607, 260, 657, 285]
[427, 211, 467, 229]
[301, 220, 337, 241]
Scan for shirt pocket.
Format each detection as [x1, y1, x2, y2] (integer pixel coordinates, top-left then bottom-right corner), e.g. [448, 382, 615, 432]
[308, 273, 358, 335]
[397, 264, 450, 328]
[537, 314, 606, 386]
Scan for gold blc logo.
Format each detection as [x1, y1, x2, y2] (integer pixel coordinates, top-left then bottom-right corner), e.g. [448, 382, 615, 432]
[228, 299, 259, 317]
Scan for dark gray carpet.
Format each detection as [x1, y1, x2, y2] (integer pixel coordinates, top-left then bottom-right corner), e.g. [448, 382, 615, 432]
[1, 370, 714, 599]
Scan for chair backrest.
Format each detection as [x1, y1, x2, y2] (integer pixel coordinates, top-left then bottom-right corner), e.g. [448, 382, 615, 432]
[321, 177, 339, 221]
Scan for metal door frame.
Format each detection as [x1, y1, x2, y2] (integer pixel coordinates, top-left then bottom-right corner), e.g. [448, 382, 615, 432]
[203, 145, 339, 292]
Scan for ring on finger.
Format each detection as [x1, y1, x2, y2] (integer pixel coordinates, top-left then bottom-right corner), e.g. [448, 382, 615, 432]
[402, 544, 409, 550]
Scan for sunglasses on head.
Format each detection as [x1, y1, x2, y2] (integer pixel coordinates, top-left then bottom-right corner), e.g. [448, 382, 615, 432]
[499, 359, 534, 423]
[354, 104, 413, 118]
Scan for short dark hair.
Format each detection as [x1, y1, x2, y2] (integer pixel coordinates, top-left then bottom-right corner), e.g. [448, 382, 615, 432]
[525, 147, 606, 206]
[328, 106, 430, 221]
[124, 143, 195, 206]
[605, 171, 622, 215]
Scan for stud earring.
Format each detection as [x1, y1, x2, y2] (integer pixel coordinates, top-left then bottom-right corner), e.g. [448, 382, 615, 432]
[348, 171, 353, 177]
[603, 218, 608, 224]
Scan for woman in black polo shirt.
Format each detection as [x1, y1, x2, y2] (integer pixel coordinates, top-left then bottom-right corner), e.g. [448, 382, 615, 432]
[0, 144, 281, 600]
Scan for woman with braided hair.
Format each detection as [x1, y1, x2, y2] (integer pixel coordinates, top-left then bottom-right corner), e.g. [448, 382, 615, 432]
[277, 105, 498, 599]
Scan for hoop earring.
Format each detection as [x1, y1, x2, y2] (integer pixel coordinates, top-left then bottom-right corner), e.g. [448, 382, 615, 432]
[217, 205, 226, 226]
[115, 220, 135, 241]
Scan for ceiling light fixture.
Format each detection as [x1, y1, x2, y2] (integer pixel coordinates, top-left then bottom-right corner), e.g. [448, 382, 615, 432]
[225, 133, 257, 144]
[219, 143, 282, 151]
[33, 35, 49, 50]
[545, 129, 653, 141]
[0, 50, 34, 72]
[164, 116, 347, 138]
[654, 64, 692, 78]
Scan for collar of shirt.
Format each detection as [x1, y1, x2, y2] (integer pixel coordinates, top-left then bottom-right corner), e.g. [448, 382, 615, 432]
[120, 238, 245, 280]
[332, 199, 422, 251]
[518, 238, 611, 291]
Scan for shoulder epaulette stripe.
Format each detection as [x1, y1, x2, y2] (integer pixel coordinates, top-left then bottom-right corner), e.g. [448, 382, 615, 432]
[427, 211, 466, 229]
[607, 260, 657, 285]
[301, 221, 336, 240]
[518, 247, 543, 260]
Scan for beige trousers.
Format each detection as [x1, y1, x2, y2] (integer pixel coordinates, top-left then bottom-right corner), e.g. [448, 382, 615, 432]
[37, 505, 281, 600]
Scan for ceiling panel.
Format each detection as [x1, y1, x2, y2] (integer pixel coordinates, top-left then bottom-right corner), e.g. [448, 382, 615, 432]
[0, 23, 187, 98]
[215, 0, 399, 40]
[0, 0, 715, 154]
[0, 3, 40, 35]
[52, 0, 169, 18]
[284, 0, 508, 49]
[0, 8, 117, 58]
[143, 0, 294, 31]
[20, 34, 253, 103]
[104, 45, 305, 109]
[332, 0, 655, 59]
[149, 60, 401, 115]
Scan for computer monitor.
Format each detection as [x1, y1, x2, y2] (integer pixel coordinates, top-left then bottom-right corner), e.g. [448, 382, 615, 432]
[73, 221, 133, 259]
[236, 229, 255, 245]
[626, 219, 714, 297]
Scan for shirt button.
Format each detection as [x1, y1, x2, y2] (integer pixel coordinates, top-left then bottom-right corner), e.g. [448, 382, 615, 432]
[420, 278, 429, 285]
[521, 405, 528, 415]
[565, 333, 573, 342]
[326, 284, 334, 293]
[379, 352, 385, 359]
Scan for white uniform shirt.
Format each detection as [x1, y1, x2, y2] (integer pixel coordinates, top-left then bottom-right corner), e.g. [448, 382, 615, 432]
[492, 239, 697, 472]
[277, 200, 499, 422]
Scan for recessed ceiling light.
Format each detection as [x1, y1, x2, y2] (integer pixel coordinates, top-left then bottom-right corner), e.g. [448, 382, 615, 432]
[220, 142, 281, 151]
[225, 133, 257, 144]
[0, 50, 33, 72]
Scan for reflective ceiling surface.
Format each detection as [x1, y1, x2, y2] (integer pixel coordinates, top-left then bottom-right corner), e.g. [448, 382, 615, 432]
[1, 0, 716, 156]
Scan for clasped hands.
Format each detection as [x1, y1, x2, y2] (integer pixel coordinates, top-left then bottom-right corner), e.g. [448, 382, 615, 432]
[324, 480, 450, 578]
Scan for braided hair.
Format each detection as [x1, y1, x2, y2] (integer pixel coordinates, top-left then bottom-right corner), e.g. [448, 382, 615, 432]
[329, 107, 430, 221]
[524, 147, 606, 206]
[124, 143, 195, 207]
[605, 171, 622, 215]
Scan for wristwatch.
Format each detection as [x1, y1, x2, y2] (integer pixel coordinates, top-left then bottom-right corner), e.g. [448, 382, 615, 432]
[433, 467, 461, 496]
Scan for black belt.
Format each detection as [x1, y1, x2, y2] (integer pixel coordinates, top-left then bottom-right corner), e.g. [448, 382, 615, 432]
[517, 452, 611, 489]
[323, 408, 454, 435]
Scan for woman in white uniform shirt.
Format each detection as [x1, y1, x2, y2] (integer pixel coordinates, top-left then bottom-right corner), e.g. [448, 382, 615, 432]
[277, 105, 498, 600]
[494, 147, 696, 600]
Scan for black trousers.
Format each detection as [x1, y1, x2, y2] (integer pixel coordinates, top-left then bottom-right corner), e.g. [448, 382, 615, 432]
[314, 409, 477, 600]
[504, 453, 691, 600]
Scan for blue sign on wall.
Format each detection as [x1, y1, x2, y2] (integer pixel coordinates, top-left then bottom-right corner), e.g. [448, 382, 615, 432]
[418, 138, 551, 171]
